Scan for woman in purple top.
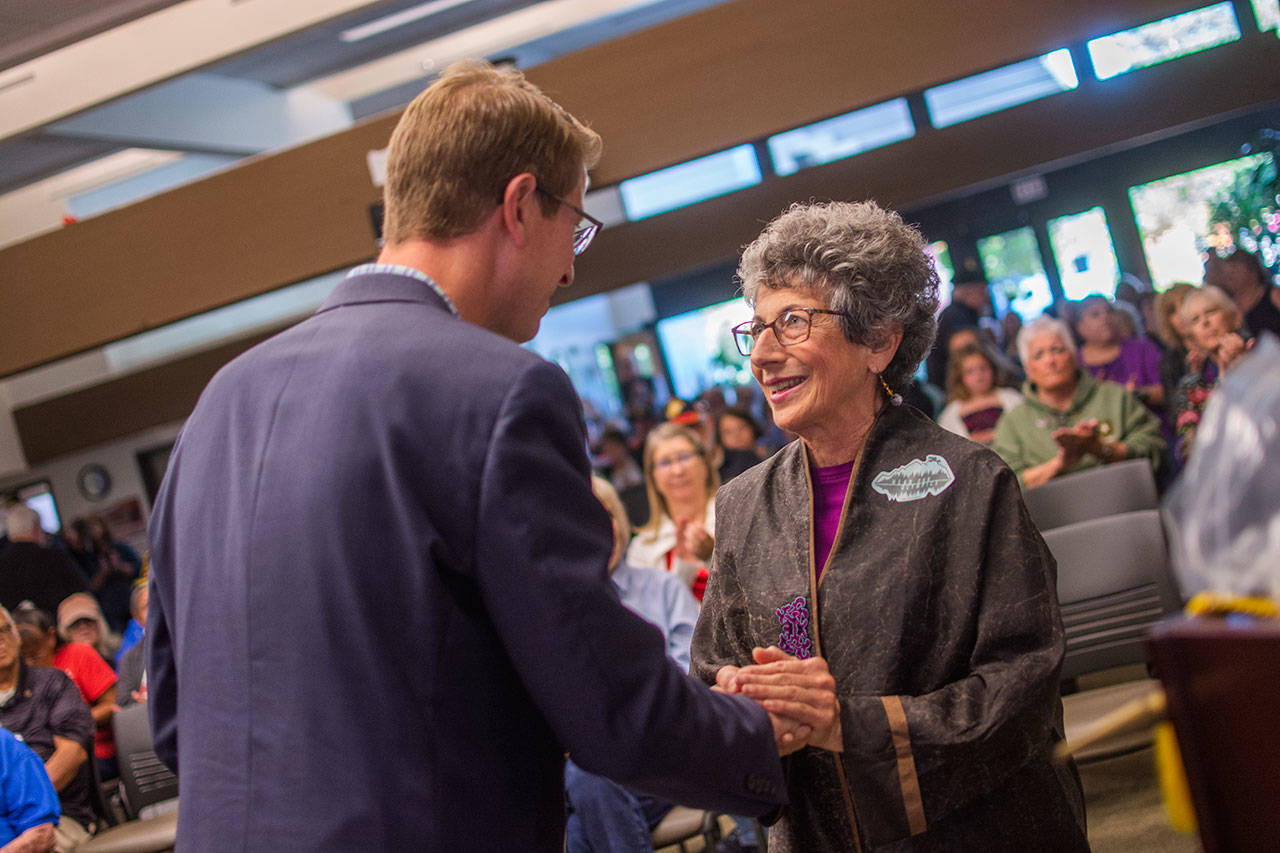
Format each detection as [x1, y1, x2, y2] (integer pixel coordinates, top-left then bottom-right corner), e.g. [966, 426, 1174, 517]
[1075, 294, 1170, 441]
[691, 201, 1086, 850]
[1075, 295, 1163, 405]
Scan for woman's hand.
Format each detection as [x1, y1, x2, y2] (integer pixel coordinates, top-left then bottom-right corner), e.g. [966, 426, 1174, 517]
[1052, 420, 1101, 468]
[1214, 332, 1251, 371]
[674, 518, 714, 563]
[732, 646, 842, 753]
[1186, 345, 1209, 375]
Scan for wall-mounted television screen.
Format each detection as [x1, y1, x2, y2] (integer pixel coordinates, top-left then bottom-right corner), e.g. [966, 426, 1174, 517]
[654, 297, 753, 401]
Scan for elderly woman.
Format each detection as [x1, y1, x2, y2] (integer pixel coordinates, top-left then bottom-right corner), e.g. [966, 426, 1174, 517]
[626, 422, 719, 601]
[691, 201, 1087, 850]
[1173, 285, 1252, 463]
[992, 315, 1165, 488]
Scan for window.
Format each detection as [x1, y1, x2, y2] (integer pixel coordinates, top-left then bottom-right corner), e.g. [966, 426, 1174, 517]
[929, 241, 956, 311]
[767, 99, 915, 176]
[618, 145, 762, 221]
[1128, 153, 1273, 290]
[924, 49, 1078, 128]
[1254, 0, 1280, 33]
[1048, 207, 1122, 300]
[1087, 2, 1241, 80]
[977, 227, 1054, 320]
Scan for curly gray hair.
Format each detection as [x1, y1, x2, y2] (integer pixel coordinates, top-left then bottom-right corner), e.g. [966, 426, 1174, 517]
[737, 201, 939, 389]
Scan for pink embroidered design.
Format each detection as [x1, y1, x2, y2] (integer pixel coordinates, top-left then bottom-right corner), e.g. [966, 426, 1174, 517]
[776, 596, 814, 660]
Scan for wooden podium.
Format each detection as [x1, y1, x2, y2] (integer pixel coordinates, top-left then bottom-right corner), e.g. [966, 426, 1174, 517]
[1147, 617, 1280, 853]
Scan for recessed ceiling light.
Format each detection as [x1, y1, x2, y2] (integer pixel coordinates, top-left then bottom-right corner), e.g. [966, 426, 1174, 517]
[340, 0, 476, 42]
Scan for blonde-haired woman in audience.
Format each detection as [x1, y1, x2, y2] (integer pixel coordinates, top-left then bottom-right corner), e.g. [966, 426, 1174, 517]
[1173, 285, 1252, 463]
[625, 422, 718, 602]
[1154, 283, 1202, 420]
[938, 343, 1023, 444]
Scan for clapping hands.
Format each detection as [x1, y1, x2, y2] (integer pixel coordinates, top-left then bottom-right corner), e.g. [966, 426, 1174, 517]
[715, 646, 841, 756]
[1051, 419, 1105, 468]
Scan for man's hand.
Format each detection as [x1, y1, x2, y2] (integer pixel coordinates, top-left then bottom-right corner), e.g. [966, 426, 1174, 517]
[733, 647, 842, 753]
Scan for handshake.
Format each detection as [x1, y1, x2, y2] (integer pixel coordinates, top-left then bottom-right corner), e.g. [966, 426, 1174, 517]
[714, 646, 842, 756]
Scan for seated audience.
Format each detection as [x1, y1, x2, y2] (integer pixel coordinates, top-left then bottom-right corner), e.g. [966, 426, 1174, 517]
[0, 728, 58, 853]
[597, 427, 648, 528]
[938, 343, 1023, 444]
[55, 595, 118, 669]
[925, 274, 990, 387]
[1074, 294, 1165, 413]
[1204, 247, 1280, 338]
[1153, 283, 1201, 417]
[0, 607, 95, 851]
[993, 315, 1165, 488]
[70, 518, 140, 636]
[114, 584, 148, 708]
[1173, 285, 1253, 464]
[626, 423, 718, 602]
[1000, 310, 1024, 367]
[563, 478, 700, 853]
[0, 510, 87, 618]
[13, 605, 117, 780]
[715, 407, 767, 483]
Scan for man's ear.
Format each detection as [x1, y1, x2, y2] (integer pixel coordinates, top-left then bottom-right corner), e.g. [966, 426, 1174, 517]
[500, 172, 538, 247]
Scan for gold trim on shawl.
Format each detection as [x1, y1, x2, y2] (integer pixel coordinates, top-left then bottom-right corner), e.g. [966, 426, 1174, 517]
[882, 695, 927, 835]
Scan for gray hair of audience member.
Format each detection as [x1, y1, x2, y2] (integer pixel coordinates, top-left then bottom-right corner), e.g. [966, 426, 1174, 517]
[4, 505, 41, 540]
[589, 475, 630, 572]
[737, 200, 939, 390]
[1016, 315, 1078, 368]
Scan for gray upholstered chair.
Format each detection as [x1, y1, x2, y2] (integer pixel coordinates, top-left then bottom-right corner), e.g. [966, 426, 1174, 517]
[1044, 509, 1181, 763]
[1022, 458, 1158, 532]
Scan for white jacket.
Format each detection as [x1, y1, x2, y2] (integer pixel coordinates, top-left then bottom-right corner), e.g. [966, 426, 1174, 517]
[625, 498, 716, 591]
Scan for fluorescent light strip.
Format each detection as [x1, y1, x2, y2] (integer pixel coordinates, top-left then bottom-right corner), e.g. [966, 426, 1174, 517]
[340, 0, 476, 42]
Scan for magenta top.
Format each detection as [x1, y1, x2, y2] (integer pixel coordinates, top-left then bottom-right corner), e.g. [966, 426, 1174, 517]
[811, 460, 854, 582]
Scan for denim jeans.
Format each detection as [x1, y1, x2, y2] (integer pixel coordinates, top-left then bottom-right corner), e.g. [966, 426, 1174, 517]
[564, 761, 674, 853]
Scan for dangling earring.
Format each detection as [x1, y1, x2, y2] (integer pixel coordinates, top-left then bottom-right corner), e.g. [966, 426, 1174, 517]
[879, 374, 903, 406]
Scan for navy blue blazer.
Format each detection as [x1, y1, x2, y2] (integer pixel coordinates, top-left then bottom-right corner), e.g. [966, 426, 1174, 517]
[147, 270, 785, 851]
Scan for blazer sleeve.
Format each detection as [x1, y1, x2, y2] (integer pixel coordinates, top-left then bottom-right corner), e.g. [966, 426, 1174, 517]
[836, 465, 1066, 836]
[473, 359, 785, 815]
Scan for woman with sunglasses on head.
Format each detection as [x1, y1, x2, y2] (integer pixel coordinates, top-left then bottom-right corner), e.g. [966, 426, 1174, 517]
[625, 422, 720, 602]
[691, 201, 1087, 851]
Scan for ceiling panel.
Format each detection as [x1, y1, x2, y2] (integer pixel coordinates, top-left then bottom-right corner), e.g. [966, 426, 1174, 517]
[0, 0, 185, 72]
[0, 133, 120, 195]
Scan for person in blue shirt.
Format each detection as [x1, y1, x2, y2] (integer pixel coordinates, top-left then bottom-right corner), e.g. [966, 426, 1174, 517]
[0, 727, 59, 852]
[564, 478, 701, 852]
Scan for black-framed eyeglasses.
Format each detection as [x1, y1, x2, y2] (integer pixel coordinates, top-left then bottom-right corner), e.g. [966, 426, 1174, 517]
[731, 307, 849, 356]
[535, 186, 603, 256]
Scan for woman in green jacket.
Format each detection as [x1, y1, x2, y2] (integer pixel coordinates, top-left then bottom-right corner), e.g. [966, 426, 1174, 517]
[992, 315, 1165, 488]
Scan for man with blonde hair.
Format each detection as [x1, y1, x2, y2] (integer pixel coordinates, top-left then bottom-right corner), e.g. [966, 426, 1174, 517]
[149, 61, 817, 851]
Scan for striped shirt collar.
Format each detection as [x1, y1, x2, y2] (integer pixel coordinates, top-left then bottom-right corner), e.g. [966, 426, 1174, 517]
[347, 263, 458, 316]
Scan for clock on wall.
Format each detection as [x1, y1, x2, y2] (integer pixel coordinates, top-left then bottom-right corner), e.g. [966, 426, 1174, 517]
[76, 464, 112, 501]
